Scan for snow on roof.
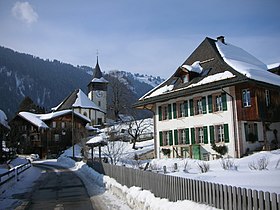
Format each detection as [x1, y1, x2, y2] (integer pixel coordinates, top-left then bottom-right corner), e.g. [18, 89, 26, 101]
[182, 61, 203, 74]
[86, 133, 107, 145]
[187, 71, 236, 88]
[0, 109, 10, 129]
[216, 41, 280, 87]
[19, 109, 91, 128]
[19, 112, 49, 129]
[73, 89, 105, 112]
[91, 77, 108, 83]
[267, 63, 280, 69]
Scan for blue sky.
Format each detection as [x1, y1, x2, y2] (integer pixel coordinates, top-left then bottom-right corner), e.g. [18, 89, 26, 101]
[0, 0, 279, 78]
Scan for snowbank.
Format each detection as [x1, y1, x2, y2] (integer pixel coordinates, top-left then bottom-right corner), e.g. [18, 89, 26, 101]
[57, 157, 217, 210]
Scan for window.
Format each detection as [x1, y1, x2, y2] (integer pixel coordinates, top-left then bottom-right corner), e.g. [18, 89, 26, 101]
[178, 101, 188, 118]
[194, 97, 206, 115]
[98, 101, 101, 107]
[265, 90, 271, 107]
[54, 134, 60, 141]
[163, 105, 168, 120]
[210, 124, 229, 143]
[159, 130, 173, 146]
[244, 123, 258, 142]
[61, 122, 65, 129]
[198, 127, 204, 143]
[178, 129, 186, 145]
[215, 95, 223, 111]
[217, 125, 224, 142]
[52, 121, 56, 128]
[242, 89, 251, 107]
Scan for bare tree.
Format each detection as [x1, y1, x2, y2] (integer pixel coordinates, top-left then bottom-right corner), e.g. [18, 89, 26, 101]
[127, 117, 153, 150]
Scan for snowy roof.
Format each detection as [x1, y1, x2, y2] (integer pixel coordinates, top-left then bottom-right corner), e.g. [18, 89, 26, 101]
[52, 89, 105, 113]
[86, 133, 107, 146]
[267, 63, 280, 69]
[91, 77, 108, 83]
[181, 61, 203, 74]
[216, 41, 280, 87]
[0, 109, 10, 129]
[19, 112, 49, 129]
[19, 109, 90, 128]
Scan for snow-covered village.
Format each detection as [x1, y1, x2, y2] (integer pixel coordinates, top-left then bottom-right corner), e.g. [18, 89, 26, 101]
[1, 1, 280, 210]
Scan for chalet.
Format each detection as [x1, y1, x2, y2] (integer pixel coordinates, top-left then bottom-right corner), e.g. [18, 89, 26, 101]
[134, 36, 280, 160]
[10, 110, 90, 158]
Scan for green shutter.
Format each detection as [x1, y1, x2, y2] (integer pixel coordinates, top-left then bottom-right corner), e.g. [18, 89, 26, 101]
[173, 103, 177, 119]
[185, 128, 190, 144]
[210, 125, 215, 144]
[174, 130, 178, 145]
[224, 124, 229, 143]
[184, 100, 188, 117]
[168, 130, 173, 145]
[190, 99, 194, 116]
[158, 106, 162, 121]
[222, 92, 227, 111]
[168, 104, 172, 119]
[191, 128, 195, 144]
[208, 95, 213, 113]
[159, 131, 163, 146]
[202, 97, 207, 114]
[203, 126, 208, 144]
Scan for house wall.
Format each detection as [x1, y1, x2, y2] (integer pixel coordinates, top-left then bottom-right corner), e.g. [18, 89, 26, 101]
[155, 86, 237, 159]
[74, 107, 105, 126]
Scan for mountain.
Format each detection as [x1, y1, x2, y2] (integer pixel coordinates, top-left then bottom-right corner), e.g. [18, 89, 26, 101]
[0, 46, 164, 120]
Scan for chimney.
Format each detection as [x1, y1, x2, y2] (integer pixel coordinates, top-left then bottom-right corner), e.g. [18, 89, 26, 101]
[217, 36, 225, 44]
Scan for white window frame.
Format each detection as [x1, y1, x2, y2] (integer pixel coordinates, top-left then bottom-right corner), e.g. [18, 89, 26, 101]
[242, 89, 251, 107]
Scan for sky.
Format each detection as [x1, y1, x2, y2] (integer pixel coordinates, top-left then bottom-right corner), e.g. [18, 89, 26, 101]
[0, 0, 279, 78]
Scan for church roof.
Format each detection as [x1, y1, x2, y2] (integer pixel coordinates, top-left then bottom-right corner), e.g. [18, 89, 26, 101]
[52, 89, 105, 113]
[93, 57, 103, 79]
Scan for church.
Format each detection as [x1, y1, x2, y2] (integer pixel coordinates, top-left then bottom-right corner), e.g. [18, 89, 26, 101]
[52, 57, 108, 126]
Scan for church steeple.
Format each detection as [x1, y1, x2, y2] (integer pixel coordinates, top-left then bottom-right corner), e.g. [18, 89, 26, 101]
[93, 55, 103, 79]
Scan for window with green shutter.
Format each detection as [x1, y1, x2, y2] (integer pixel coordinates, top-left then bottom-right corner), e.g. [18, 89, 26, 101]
[159, 131, 163, 146]
[224, 124, 229, 143]
[169, 130, 173, 145]
[208, 95, 213, 113]
[184, 100, 188, 117]
[203, 126, 208, 144]
[168, 104, 172, 119]
[190, 99, 194, 116]
[174, 130, 178, 145]
[191, 128, 195, 144]
[222, 92, 227, 111]
[210, 125, 215, 144]
[173, 103, 177, 119]
[185, 128, 190, 144]
[158, 106, 162, 121]
[202, 97, 207, 114]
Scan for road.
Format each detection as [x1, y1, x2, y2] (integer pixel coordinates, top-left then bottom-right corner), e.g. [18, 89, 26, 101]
[27, 163, 94, 210]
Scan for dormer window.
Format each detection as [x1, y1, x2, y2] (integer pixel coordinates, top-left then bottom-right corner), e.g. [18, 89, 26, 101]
[182, 74, 189, 83]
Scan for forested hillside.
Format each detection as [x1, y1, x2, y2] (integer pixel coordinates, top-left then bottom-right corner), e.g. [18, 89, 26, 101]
[0, 46, 163, 120]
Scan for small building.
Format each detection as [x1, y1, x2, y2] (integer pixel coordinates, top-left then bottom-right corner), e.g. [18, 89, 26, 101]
[10, 110, 90, 158]
[134, 36, 280, 160]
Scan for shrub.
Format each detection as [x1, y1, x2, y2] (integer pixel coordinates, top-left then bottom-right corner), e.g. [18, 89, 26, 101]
[211, 143, 228, 156]
[220, 156, 237, 170]
[183, 160, 192, 173]
[248, 156, 269, 170]
[161, 148, 171, 156]
[197, 161, 210, 173]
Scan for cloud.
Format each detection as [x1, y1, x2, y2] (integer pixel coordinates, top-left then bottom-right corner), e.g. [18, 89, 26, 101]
[12, 1, 38, 24]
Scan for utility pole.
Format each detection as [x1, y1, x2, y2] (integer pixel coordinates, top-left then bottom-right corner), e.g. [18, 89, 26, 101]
[72, 108, 75, 158]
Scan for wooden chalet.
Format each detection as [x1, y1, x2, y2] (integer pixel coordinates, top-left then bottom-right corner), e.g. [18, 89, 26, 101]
[134, 36, 280, 159]
[10, 110, 90, 158]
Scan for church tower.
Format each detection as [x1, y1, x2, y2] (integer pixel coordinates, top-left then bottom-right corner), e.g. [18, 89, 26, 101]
[87, 56, 108, 124]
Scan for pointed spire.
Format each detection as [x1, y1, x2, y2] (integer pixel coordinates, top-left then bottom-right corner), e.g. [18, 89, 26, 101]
[93, 51, 103, 79]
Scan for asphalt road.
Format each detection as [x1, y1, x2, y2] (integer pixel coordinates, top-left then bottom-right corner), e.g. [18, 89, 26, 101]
[27, 164, 94, 210]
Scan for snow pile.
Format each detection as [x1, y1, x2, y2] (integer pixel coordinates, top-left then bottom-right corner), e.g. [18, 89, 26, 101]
[59, 144, 83, 158]
[182, 61, 203, 74]
[87, 133, 107, 145]
[0, 109, 10, 129]
[57, 156, 217, 210]
[216, 41, 280, 87]
[188, 71, 235, 88]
